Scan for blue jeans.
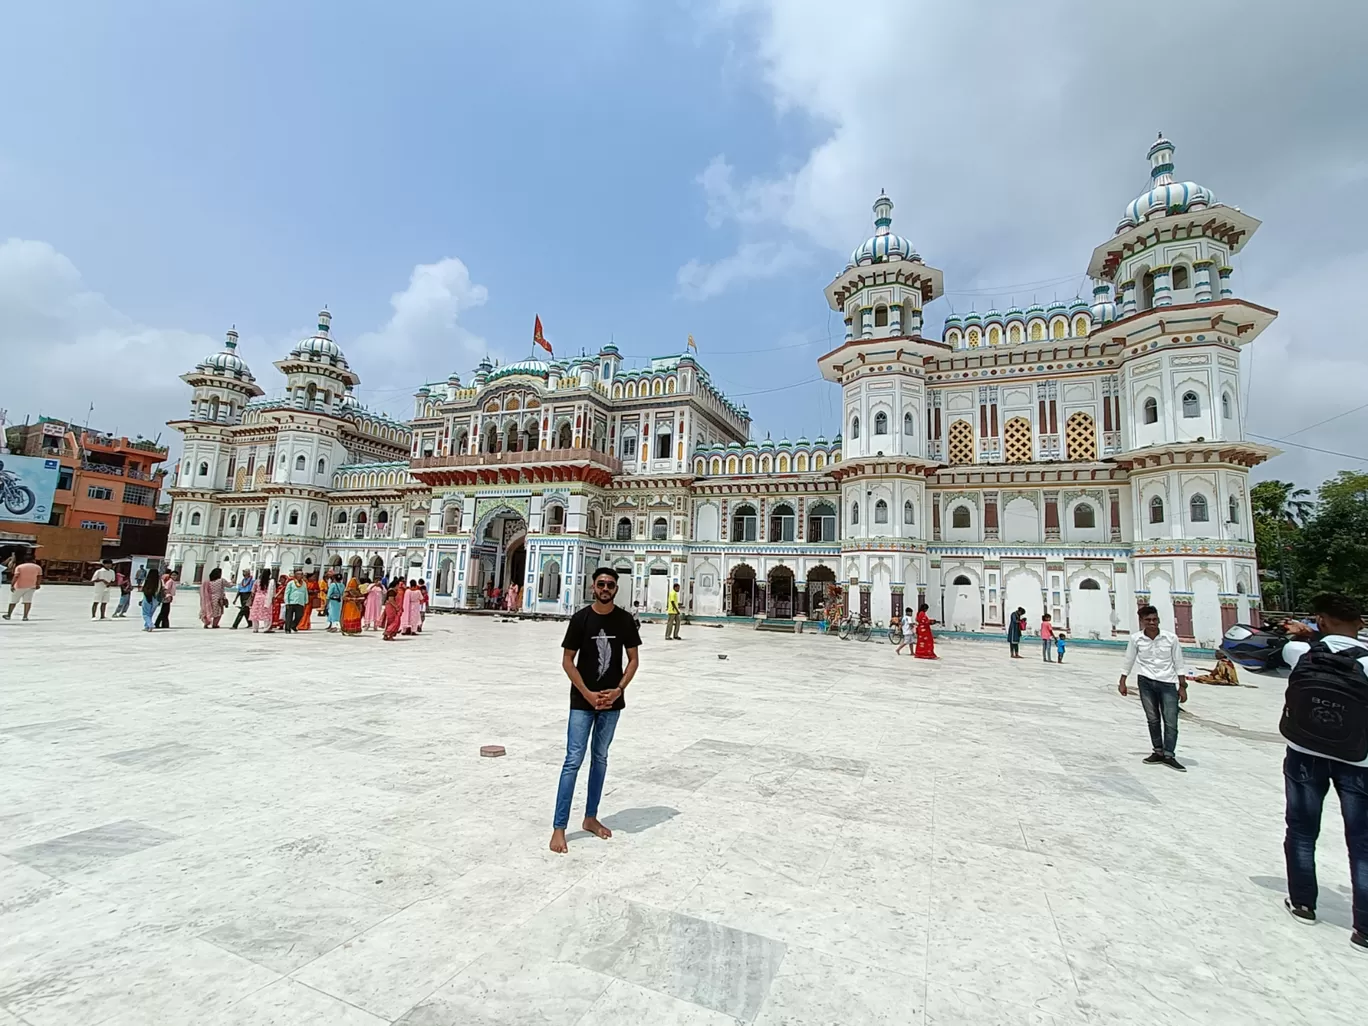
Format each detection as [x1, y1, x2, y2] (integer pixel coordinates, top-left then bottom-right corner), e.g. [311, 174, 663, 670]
[552, 708, 621, 830]
[1138, 676, 1179, 757]
[141, 598, 158, 630]
[114, 592, 130, 616]
[1284, 747, 1368, 933]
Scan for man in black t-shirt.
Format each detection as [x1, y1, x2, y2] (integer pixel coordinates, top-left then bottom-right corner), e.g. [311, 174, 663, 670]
[550, 566, 642, 854]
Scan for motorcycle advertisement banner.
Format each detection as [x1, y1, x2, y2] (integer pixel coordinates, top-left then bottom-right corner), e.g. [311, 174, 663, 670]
[0, 455, 60, 523]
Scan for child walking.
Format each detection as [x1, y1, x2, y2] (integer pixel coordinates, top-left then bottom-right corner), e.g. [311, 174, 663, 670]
[1040, 613, 1055, 661]
[1055, 631, 1067, 663]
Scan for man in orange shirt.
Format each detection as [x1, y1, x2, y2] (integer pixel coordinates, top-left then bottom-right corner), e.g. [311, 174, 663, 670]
[4, 558, 43, 621]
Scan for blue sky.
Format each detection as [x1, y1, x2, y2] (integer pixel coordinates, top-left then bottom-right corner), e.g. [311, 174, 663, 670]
[4, 1, 1366, 484]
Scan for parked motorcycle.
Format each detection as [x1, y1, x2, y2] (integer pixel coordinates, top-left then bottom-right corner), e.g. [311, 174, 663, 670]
[0, 461, 37, 517]
[1218, 621, 1293, 672]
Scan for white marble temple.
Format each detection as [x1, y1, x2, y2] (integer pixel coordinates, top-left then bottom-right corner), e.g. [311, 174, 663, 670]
[1, 585, 1365, 1025]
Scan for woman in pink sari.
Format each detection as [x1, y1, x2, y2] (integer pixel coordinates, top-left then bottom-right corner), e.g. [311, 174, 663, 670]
[403, 578, 424, 634]
[249, 569, 275, 633]
[362, 578, 384, 630]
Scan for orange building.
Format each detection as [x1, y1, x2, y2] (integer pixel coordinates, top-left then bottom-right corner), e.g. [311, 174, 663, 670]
[3, 418, 168, 540]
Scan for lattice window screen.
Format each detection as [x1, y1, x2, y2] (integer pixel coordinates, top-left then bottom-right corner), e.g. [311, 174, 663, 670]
[947, 420, 975, 465]
[1003, 417, 1032, 463]
[1066, 411, 1097, 461]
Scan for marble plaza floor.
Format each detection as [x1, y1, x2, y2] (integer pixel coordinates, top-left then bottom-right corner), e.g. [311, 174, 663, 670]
[1, 586, 1364, 1026]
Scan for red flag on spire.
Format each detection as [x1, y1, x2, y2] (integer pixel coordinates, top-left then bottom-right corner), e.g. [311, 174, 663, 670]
[533, 315, 553, 356]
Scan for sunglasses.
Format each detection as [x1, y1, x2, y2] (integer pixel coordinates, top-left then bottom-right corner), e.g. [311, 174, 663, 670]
[594, 580, 618, 590]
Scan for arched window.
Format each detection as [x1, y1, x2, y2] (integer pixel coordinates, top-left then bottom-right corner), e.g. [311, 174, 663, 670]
[335, 510, 347, 523]
[873, 411, 888, 435]
[651, 517, 668, 541]
[768, 502, 796, 541]
[546, 505, 565, 535]
[903, 500, 915, 525]
[1143, 397, 1159, 424]
[1072, 503, 1096, 529]
[951, 505, 971, 529]
[189, 511, 201, 526]
[850, 415, 860, 439]
[175, 510, 183, 526]
[414, 521, 426, 538]
[807, 502, 836, 541]
[558, 423, 573, 449]
[228, 514, 238, 528]
[1221, 392, 1232, 420]
[873, 305, 889, 328]
[1149, 496, 1165, 523]
[316, 458, 326, 475]
[1079, 578, 1101, 591]
[287, 509, 299, 526]
[377, 510, 389, 524]
[1228, 495, 1240, 524]
[655, 423, 672, 460]
[732, 504, 758, 541]
[616, 517, 632, 540]
[874, 499, 889, 524]
[903, 412, 915, 437]
[1141, 270, 1156, 310]
[1172, 265, 1190, 290]
[271, 508, 280, 524]
[952, 575, 972, 586]
[295, 454, 306, 471]
[1189, 494, 1209, 522]
[308, 512, 318, 527]
[197, 461, 209, 477]
[850, 501, 859, 525]
[1182, 391, 1200, 418]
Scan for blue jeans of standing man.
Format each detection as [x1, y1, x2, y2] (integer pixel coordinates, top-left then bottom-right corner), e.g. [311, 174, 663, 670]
[1284, 747, 1368, 933]
[114, 592, 130, 617]
[1137, 675, 1179, 757]
[141, 598, 158, 630]
[552, 708, 621, 830]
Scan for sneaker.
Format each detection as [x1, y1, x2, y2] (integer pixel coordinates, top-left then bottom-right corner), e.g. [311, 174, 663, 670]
[1163, 756, 1187, 772]
[1284, 898, 1316, 925]
[1143, 752, 1165, 764]
[1352, 931, 1367, 952]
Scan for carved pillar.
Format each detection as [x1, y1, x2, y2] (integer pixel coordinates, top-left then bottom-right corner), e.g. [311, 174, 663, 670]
[1217, 265, 1234, 299]
[795, 580, 808, 617]
[859, 584, 871, 621]
[756, 580, 766, 615]
[891, 583, 905, 620]
[1152, 265, 1173, 308]
[984, 491, 1000, 541]
[1220, 596, 1237, 633]
[1108, 489, 1122, 543]
[932, 494, 942, 541]
[1193, 260, 1215, 303]
[860, 308, 874, 339]
[1044, 491, 1061, 542]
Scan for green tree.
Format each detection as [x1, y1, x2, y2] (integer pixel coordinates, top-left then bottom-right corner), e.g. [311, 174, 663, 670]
[1296, 471, 1368, 603]
[1250, 480, 1312, 609]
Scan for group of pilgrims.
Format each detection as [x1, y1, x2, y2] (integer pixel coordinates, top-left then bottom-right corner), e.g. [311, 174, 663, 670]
[196, 567, 429, 639]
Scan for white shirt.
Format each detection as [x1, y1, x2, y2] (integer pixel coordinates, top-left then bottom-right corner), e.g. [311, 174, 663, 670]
[92, 567, 116, 586]
[1282, 634, 1368, 767]
[902, 614, 915, 635]
[1121, 629, 1184, 684]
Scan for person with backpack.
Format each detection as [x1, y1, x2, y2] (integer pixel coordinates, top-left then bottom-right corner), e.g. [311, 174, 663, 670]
[1277, 592, 1368, 952]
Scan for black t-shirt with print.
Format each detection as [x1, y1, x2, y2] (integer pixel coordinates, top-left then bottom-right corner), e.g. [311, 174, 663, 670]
[562, 603, 642, 711]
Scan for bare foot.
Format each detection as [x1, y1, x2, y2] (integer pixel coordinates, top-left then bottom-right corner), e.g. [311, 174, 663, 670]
[583, 817, 612, 840]
[549, 828, 568, 853]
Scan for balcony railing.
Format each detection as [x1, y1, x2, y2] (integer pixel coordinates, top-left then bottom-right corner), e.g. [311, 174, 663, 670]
[412, 447, 622, 474]
[327, 522, 398, 540]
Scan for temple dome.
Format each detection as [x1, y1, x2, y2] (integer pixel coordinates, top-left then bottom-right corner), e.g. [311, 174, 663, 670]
[289, 310, 349, 366]
[1116, 134, 1215, 233]
[195, 329, 255, 381]
[849, 192, 920, 267]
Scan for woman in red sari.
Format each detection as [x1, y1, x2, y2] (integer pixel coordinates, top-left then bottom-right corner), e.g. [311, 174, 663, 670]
[340, 578, 364, 636]
[298, 571, 320, 630]
[270, 573, 286, 631]
[381, 586, 402, 640]
[914, 602, 938, 659]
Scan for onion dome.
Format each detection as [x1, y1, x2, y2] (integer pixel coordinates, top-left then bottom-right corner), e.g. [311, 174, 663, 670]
[195, 328, 255, 381]
[796, 434, 810, 446]
[1068, 298, 1090, 314]
[984, 308, 1004, 324]
[760, 437, 776, 450]
[488, 359, 550, 382]
[1046, 300, 1068, 317]
[727, 441, 743, 450]
[337, 387, 363, 414]
[1005, 307, 1025, 324]
[288, 310, 350, 368]
[1025, 303, 1046, 318]
[1116, 134, 1214, 234]
[850, 192, 921, 266]
[1091, 281, 1116, 325]
[963, 311, 982, 327]
[599, 341, 620, 356]
[943, 314, 963, 331]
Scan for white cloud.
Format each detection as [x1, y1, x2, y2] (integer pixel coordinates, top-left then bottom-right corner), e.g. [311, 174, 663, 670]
[0, 241, 491, 460]
[677, 240, 806, 301]
[687, 0, 1368, 486]
[351, 257, 490, 403]
[0, 238, 215, 452]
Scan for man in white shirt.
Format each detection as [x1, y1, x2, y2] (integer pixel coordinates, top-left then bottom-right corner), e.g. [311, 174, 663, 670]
[1277, 592, 1368, 953]
[1118, 604, 1189, 771]
[90, 559, 117, 620]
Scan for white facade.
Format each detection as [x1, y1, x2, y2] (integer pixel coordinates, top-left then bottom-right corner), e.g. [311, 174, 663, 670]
[167, 136, 1273, 646]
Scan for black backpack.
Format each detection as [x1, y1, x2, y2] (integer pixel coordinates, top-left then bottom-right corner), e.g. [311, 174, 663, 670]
[1280, 641, 1368, 762]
